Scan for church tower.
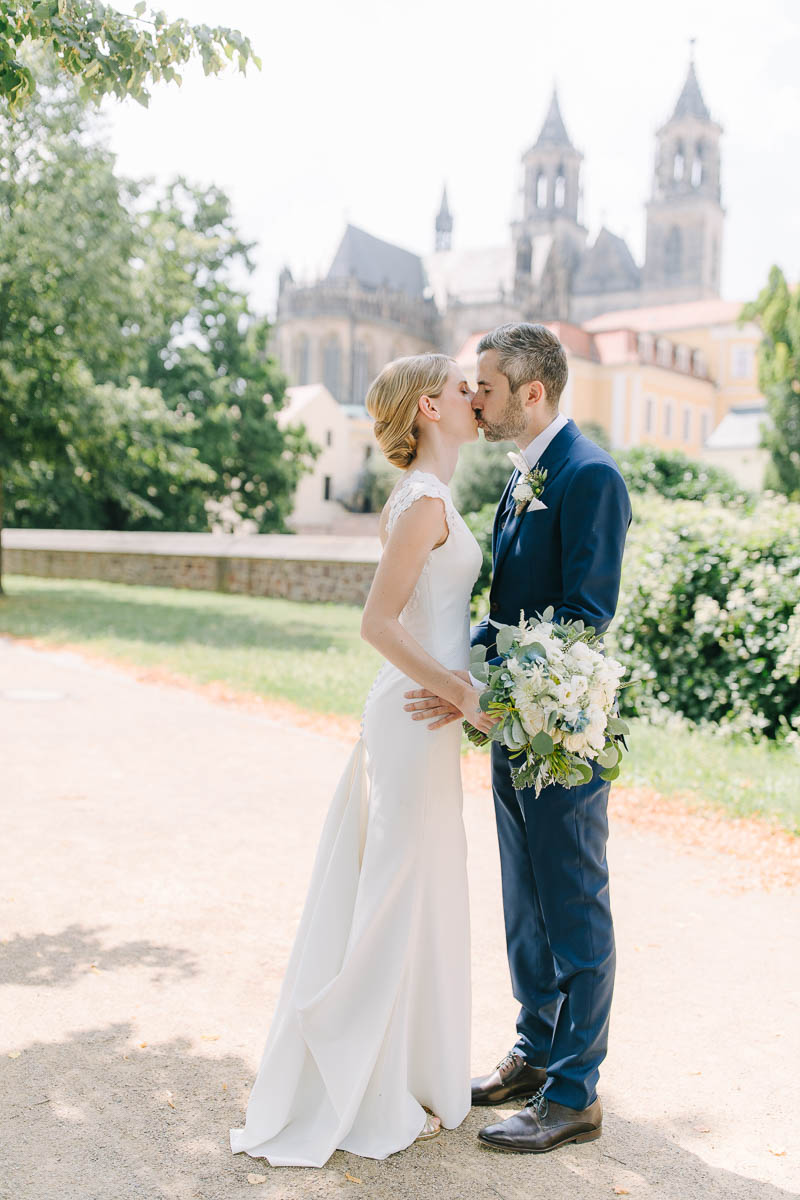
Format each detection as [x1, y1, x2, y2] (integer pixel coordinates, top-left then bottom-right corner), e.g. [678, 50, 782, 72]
[512, 89, 587, 317]
[643, 54, 724, 302]
[434, 185, 453, 252]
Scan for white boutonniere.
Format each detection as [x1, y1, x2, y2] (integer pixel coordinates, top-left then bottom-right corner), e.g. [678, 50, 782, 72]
[507, 450, 548, 515]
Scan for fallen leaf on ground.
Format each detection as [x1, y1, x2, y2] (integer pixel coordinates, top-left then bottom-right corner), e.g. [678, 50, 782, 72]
[7, 1051, 21, 1059]
[247, 1174, 268, 1185]
[166, 1091, 176, 1109]
[139, 1042, 147, 1048]
[769, 1147, 787, 1157]
[688, 1071, 702, 1076]
[694, 1126, 710, 1133]
[222, 1083, 228, 1091]
[201, 1034, 220, 1041]
[89, 963, 101, 973]
[345, 1172, 363, 1183]
[613, 1189, 629, 1196]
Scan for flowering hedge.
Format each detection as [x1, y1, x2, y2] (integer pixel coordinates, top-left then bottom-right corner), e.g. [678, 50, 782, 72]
[466, 491, 800, 744]
[609, 494, 800, 744]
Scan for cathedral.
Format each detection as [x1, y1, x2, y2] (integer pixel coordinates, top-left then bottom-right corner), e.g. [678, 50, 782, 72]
[274, 56, 725, 408]
[274, 56, 766, 529]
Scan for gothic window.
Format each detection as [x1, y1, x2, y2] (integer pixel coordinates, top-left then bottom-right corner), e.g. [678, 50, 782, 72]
[293, 333, 310, 385]
[323, 335, 341, 401]
[515, 235, 532, 277]
[691, 142, 704, 188]
[536, 171, 547, 209]
[352, 339, 371, 407]
[664, 226, 682, 280]
[673, 143, 685, 181]
[554, 167, 566, 209]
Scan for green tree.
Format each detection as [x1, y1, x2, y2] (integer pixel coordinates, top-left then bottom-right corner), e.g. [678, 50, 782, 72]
[742, 266, 800, 499]
[0, 65, 314, 588]
[0, 1, 259, 112]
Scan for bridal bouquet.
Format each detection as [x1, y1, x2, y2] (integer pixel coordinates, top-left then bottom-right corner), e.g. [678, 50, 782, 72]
[465, 609, 629, 795]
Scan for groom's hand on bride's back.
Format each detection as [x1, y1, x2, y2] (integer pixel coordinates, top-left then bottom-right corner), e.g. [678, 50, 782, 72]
[404, 671, 495, 733]
[403, 685, 463, 729]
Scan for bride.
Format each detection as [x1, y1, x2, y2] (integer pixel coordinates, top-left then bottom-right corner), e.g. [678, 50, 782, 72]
[230, 353, 493, 1167]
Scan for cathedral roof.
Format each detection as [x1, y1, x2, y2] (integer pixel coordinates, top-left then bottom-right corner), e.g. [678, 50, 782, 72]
[534, 89, 576, 149]
[669, 59, 711, 122]
[572, 227, 641, 296]
[327, 224, 427, 299]
[424, 244, 517, 309]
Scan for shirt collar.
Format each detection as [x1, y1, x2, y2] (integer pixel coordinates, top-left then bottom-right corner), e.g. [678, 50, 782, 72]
[521, 412, 569, 469]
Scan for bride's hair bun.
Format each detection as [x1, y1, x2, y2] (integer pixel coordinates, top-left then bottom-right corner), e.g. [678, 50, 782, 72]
[365, 354, 452, 469]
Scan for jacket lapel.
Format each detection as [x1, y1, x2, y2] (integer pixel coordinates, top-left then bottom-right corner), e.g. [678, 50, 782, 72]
[493, 420, 581, 575]
[492, 467, 519, 559]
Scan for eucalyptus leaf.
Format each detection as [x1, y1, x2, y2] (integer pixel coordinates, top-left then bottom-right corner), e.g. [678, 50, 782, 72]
[470, 644, 487, 664]
[496, 625, 517, 657]
[541, 605, 555, 621]
[600, 765, 621, 782]
[530, 731, 554, 756]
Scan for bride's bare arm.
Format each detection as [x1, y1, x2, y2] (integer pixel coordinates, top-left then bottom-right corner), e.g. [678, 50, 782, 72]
[361, 498, 493, 734]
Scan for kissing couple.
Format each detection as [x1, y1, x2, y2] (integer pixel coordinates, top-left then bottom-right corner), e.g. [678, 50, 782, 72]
[231, 322, 632, 1167]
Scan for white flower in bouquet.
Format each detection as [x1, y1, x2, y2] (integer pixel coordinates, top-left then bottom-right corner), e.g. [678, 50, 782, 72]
[465, 607, 631, 795]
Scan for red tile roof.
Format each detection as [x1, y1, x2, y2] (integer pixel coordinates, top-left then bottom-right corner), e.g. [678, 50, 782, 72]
[583, 298, 745, 333]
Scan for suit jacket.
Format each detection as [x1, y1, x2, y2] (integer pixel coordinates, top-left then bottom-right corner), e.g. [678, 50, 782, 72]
[471, 419, 632, 660]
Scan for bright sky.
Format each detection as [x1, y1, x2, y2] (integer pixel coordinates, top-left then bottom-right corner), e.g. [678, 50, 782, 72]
[104, 0, 800, 316]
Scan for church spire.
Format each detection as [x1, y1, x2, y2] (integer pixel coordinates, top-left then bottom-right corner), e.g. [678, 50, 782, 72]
[669, 57, 711, 122]
[434, 184, 453, 252]
[534, 88, 575, 149]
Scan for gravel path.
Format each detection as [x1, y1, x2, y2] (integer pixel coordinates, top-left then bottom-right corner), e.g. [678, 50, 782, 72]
[1, 638, 798, 1200]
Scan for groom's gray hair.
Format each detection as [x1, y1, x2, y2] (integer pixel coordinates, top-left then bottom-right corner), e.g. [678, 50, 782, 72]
[477, 323, 568, 406]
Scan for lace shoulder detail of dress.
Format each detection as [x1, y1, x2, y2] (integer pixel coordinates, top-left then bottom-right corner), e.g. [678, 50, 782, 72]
[385, 471, 457, 538]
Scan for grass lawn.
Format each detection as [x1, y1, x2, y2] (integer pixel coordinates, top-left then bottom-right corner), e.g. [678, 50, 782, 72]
[3, 575, 798, 834]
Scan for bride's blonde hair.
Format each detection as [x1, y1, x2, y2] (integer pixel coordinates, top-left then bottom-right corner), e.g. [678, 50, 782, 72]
[365, 354, 453, 469]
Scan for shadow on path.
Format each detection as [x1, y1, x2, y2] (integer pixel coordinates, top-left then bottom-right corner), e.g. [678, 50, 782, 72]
[0, 924, 198, 988]
[1, 1021, 793, 1200]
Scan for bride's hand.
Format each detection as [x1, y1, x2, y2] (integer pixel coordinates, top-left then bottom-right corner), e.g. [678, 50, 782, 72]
[459, 685, 497, 736]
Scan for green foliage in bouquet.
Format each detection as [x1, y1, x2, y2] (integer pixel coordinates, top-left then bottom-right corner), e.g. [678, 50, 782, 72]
[464, 608, 629, 795]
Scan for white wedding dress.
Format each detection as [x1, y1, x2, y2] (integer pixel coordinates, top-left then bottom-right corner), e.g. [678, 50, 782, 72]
[230, 470, 483, 1167]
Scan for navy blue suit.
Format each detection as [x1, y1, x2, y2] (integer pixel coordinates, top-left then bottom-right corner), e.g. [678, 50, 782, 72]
[471, 418, 631, 1111]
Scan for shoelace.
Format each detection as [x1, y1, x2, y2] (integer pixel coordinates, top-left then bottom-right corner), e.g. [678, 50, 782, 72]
[495, 1050, 521, 1074]
[524, 1087, 548, 1118]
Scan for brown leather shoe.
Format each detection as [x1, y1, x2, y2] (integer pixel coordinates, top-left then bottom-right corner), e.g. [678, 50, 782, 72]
[471, 1050, 547, 1107]
[477, 1092, 602, 1153]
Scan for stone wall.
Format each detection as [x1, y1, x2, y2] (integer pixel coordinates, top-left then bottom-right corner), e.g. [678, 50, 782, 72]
[3, 530, 381, 607]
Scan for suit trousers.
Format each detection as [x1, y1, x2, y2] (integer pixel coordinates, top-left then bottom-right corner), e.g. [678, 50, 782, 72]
[490, 742, 616, 1110]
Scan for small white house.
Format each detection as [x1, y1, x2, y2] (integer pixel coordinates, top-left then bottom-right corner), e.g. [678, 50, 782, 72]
[277, 385, 375, 531]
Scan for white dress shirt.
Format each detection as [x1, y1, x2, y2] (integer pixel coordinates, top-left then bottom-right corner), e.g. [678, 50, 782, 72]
[468, 412, 570, 689]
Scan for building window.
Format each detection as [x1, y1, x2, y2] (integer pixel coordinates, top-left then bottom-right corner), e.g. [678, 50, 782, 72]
[352, 339, 371, 407]
[691, 141, 704, 188]
[664, 226, 682, 280]
[554, 168, 566, 209]
[675, 344, 691, 372]
[656, 338, 673, 368]
[644, 395, 656, 434]
[322, 336, 341, 402]
[325, 429, 333, 447]
[323, 475, 332, 501]
[673, 143, 685, 181]
[663, 400, 673, 438]
[700, 409, 712, 445]
[637, 333, 654, 362]
[536, 171, 547, 209]
[516, 235, 532, 276]
[693, 349, 707, 378]
[293, 334, 310, 385]
[682, 407, 692, 442]
[732, 345, 753, 379]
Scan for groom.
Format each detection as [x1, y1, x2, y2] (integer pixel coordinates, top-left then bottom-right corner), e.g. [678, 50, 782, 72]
[405, 322, 631, 1152]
